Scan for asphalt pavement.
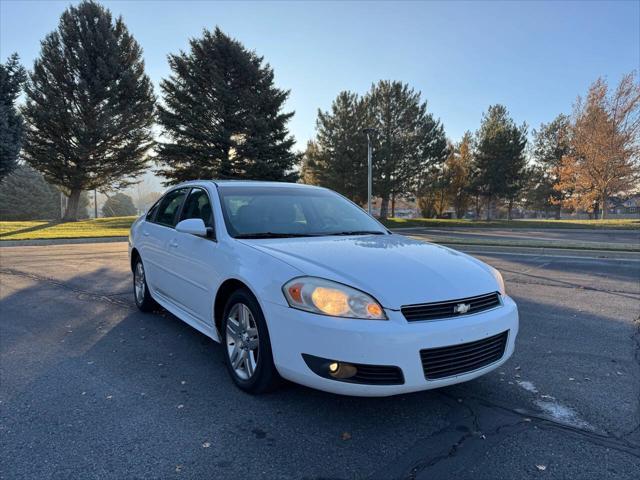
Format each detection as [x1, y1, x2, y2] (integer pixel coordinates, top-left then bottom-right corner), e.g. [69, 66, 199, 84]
[0, 241, 638, 479]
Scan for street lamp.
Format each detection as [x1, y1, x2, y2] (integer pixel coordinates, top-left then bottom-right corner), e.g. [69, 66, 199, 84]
[362, 128, 378, 216]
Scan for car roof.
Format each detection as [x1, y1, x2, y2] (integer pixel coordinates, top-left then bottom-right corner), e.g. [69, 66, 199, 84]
[175, 180, 327, 190]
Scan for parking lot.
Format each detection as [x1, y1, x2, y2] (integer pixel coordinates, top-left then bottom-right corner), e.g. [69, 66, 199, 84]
[1, 241, 639, 479]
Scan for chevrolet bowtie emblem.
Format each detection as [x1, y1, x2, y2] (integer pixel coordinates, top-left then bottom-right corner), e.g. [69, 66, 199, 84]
[454, 303, 471, 314]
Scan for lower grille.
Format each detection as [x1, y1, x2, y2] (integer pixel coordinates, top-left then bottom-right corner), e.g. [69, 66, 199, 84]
[402, 292, 501, 322]
[349, 364, 404, 385]
[420, 331, 508, 380]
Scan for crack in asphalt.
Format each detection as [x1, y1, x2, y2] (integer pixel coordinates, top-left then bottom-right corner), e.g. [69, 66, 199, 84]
[371, 391, 640, 480]
[0, 268, 134, 310]
[475, 394, 640, 456]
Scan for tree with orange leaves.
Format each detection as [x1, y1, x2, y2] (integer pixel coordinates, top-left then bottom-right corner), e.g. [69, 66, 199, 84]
[557, 72, 640, 219]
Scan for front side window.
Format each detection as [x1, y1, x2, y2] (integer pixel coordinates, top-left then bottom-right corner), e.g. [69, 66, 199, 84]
[217, 186, 387, 238]
[154, 188, 189, 227]
[180, 188, 214, 228]
[146, 200, 160, 221]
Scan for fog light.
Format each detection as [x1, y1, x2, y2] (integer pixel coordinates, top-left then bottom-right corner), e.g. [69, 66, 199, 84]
[328, 362, 357, 379]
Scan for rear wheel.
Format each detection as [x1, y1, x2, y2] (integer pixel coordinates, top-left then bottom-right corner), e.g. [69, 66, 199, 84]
[133, 258, 157, 312]
[222, 288, 281, 394]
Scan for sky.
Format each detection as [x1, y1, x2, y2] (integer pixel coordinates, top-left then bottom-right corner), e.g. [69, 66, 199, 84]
[1, 0, 639, 156]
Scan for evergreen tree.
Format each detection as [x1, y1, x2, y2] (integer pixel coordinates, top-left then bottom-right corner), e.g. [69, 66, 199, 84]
[531, 114, 571, 218]
[302, 92, 368, 203]
[0, 165, 61, 220]
[157, 27, 297, 184]
[0, 54, 27, 180]
[367, 81, 448, 218]
[21, 0, 155, 221]
[473, 105, 527, 220]
[522, 164, 556, 217]
[300, 140, 322, 186]
[102, 192, 137, 217]
[303, 82, 447, 216]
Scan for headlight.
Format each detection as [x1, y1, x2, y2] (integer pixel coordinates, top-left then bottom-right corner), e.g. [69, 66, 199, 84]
[282, 277, 387, 320]
[490, 267, 506, 295]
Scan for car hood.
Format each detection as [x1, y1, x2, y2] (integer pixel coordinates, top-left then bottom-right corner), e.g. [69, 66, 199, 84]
[239, 234, 500, 309]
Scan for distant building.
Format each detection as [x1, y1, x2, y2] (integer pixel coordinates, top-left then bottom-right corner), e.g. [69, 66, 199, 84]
[561, 194, 640, 220]
[611, 195, 639, 215]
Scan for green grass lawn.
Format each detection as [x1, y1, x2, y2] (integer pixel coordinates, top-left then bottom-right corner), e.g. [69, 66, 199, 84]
[0, 216, 136, 240]
[381, 217, 640, 230]
[1, 215, 638, 241]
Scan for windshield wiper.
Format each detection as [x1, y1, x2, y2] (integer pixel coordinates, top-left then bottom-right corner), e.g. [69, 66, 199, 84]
[234, 232, 320, 239]
[327, 230, 386, 236]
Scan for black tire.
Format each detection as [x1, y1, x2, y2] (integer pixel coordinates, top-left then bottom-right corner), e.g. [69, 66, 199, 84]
[221, 288, 281, 394]
[133, 257, 157, 312]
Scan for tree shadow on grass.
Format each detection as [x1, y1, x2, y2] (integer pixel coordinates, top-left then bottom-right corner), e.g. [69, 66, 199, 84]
[0, 220, 60, 238]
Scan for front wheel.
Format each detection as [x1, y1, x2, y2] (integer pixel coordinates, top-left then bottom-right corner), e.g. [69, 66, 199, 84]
[222, 288, 281, 394]
[133, 257, 157, 312]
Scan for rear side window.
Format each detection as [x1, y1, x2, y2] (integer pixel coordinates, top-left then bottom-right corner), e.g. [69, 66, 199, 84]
[154, 188, 189, 227]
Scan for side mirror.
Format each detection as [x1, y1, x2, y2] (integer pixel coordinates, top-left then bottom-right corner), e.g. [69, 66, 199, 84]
[176, 218, 210, 238]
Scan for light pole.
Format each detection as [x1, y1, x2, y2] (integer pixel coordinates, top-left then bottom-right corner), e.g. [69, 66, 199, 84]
[362, 128, 378, 216]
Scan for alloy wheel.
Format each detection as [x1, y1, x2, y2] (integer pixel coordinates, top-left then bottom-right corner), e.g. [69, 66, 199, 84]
[225, 303, 260, 380]
[134, 261, 145, 305]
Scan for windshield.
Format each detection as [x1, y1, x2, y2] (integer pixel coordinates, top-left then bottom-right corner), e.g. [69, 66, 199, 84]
[217, 185, 387, 238]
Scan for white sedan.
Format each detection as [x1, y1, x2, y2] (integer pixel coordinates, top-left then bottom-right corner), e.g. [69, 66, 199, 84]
[129, 180, 518, 396]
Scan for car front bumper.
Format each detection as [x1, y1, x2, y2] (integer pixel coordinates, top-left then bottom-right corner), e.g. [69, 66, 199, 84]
[264, 295, 519, 396]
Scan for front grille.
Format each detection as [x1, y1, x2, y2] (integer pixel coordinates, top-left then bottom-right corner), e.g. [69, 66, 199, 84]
[420, 330, 508, 380]
[402, 292, 501, 322]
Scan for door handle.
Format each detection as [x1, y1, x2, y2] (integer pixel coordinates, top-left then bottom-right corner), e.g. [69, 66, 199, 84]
[169, 240, 179, 248]
[143, 231, 150, 237]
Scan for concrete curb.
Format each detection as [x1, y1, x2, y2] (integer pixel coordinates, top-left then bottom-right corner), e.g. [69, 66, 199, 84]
[0, 236, 128, 247]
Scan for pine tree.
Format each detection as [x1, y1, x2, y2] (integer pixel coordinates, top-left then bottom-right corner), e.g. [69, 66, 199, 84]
[300, 140, 322, 186]
[0, 165, 61, 220]
[102, 192, 137, 217]
[302, 92, 368, 203]
[303, 82, 447, 216]
[21, 0, 155, 221]
[531, 114, 572, 218]
[367, 81, 448, 218]
[157, 27, 297, 184]
[473, 105, 527, 220]
[0, 54, 27, 180]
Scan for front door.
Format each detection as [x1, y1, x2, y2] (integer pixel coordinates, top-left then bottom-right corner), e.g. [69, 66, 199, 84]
[166, 187, 221, 324]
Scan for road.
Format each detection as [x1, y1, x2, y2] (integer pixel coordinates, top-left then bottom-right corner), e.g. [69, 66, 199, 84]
[1, 242, 639, 479]
[392, 227, 640, 249]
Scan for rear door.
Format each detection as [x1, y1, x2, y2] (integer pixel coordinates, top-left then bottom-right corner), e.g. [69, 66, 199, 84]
[141, 187, 189, 301]
[166, 186, 222, 323]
